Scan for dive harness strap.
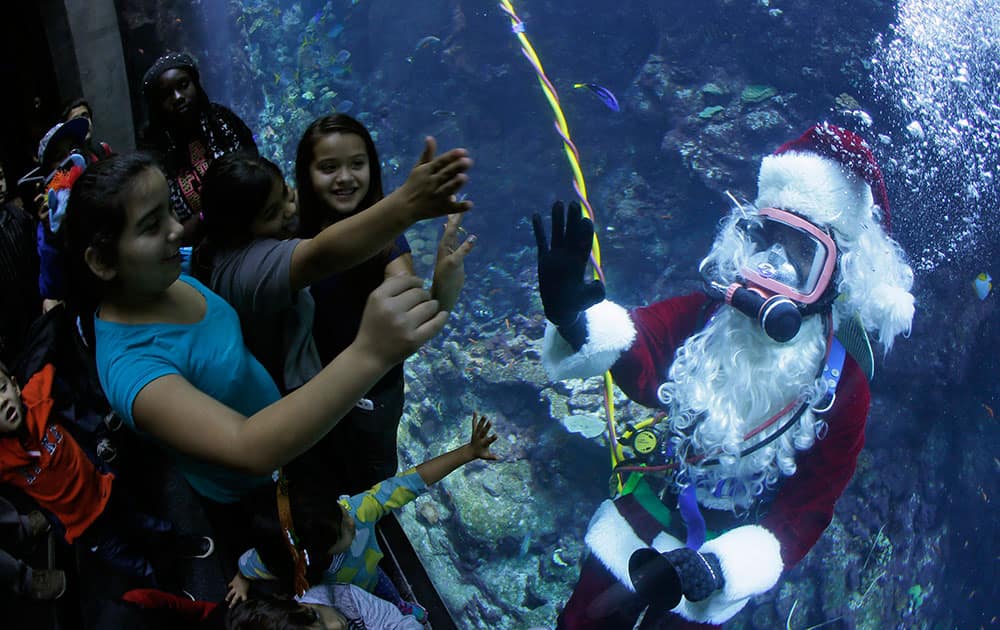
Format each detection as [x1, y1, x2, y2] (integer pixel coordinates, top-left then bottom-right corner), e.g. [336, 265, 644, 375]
[812, 336, 846, 414]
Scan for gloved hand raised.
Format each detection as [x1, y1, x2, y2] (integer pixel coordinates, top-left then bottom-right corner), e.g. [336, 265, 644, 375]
[532, 200, 605, 349]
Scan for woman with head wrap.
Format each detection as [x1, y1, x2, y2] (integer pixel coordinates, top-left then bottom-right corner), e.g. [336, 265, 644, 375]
[140, 52, 258, 244]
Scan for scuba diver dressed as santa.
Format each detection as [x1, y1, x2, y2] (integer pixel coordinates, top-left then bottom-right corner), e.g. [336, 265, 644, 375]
[533, 123, 915, 628]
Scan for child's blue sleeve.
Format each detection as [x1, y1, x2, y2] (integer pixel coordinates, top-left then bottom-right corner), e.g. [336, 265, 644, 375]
[238, 548, 276, 580]
[348, 468, 427, 525]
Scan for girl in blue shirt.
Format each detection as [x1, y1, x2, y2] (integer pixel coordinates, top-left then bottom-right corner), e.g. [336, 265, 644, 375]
[61, 153, 460, 563]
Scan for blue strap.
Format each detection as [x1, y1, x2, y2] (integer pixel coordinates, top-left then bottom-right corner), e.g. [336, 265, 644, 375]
[678, 485, 706, 549]
[813, 337, 846, 413]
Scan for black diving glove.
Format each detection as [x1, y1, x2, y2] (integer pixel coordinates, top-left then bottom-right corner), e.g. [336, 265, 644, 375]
[629, 547, 724, 610]
[532, 200, 606, 350]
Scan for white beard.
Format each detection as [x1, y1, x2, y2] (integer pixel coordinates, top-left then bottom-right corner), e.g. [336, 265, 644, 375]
[657, 307, 829, 511]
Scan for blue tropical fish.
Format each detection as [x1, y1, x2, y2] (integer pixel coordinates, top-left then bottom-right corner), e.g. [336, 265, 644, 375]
[973, 272, 992, 300]
[573, 82, 620, 112]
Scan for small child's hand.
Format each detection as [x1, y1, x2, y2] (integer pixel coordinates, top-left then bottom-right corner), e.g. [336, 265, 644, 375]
[225, 573, 251, 605]
[469, 412, 499, 461]
[431, 213, 476, 312]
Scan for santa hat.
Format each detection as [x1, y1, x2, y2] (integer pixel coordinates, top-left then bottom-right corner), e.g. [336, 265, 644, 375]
[755, 122, 890, 236]
[754, 122, 914, 350]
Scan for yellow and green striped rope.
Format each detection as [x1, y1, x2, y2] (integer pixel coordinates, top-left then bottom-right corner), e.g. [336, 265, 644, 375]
[498, 0, 629, 488]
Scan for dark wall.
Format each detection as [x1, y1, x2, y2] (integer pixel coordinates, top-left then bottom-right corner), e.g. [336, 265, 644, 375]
[0, 2, 64, 194]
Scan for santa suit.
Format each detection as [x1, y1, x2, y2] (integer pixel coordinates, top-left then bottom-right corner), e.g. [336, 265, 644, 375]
[544, 293, 870, 628]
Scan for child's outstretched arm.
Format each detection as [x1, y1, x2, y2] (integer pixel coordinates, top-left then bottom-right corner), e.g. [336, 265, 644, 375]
[133, 275, 449, 475]
[416, 412, 498, 486]
[431, 213, 476, 312]
[288, 136, 474, 291]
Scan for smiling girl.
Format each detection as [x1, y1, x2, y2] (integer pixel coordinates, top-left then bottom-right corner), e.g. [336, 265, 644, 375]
[61, 153, 451, 563]
[193, 145, 473, 396]
[294, 115, 471, 495]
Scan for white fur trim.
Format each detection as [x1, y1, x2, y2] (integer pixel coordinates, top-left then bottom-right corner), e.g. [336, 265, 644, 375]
[583, 499, 684, 591]
[541, 300, 636, 380]
[673, 525, 784, 624]
[756, 152, 873, 237]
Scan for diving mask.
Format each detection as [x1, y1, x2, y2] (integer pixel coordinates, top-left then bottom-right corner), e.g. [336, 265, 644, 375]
[708, 207, 839, 343]
[738, 207, 837, 305]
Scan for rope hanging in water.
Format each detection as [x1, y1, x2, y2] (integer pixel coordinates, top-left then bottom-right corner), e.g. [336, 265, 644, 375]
[498, 1, 629, 489]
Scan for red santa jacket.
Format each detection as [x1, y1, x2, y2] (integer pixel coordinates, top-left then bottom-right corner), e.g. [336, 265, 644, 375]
[609, 293, 870, 569]
[541, 293, 871, 624]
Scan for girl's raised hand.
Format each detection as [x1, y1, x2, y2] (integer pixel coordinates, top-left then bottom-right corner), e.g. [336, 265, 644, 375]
[469, 412, 499, 461]
[356, 274, 449, 366]
[400, 136, 474, 220]
[431, 213, 476, 312]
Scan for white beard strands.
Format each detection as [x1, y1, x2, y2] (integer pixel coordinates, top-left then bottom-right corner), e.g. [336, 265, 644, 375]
[662, 215, 832, 511]
[658, 309, 829, 511]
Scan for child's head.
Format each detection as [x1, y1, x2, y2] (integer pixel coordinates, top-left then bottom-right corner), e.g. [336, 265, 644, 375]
[63, 153, 184, 321]
[294, 114, 383, 237]
[62, 97, 93, 124]
[253, 482, 356, 592]
[142, 53, 209, 132]
[200, 152, 298, 245]
[0, 360, 24, 434]
[226, 596, 347, 630]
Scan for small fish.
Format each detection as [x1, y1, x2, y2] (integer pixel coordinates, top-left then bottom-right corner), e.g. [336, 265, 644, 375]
[504, 318, 511, 329]
[552, 548, 570, 567]
[336, 100, 354, 113]
[335, 49, 351, 64]
[518, 533, 532, 557]
[414, 35, 442, 51]
[983, 403, 995, 418]
[973, 272, 992, 300]
[432, 109, 456, 118]
[273, 72, 282, 85]
[327, 24, 344, 39]
[573, 82, 621, 112]
[174, 18, 183, 24]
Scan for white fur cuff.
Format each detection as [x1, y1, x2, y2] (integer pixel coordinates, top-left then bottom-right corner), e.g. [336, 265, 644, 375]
[541, 300, 636, 380]
[673, 525, 784, 624]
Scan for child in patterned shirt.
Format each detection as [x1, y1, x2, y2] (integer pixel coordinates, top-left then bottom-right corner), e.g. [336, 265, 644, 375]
[227, 413, 498, 623]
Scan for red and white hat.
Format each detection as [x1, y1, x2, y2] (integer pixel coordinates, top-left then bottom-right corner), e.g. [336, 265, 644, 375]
[755, 122, 891, 237]
[754, 122, 914, 349]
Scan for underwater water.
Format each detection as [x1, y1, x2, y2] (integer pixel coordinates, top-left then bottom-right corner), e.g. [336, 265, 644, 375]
[124, 0, 1000, 627]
